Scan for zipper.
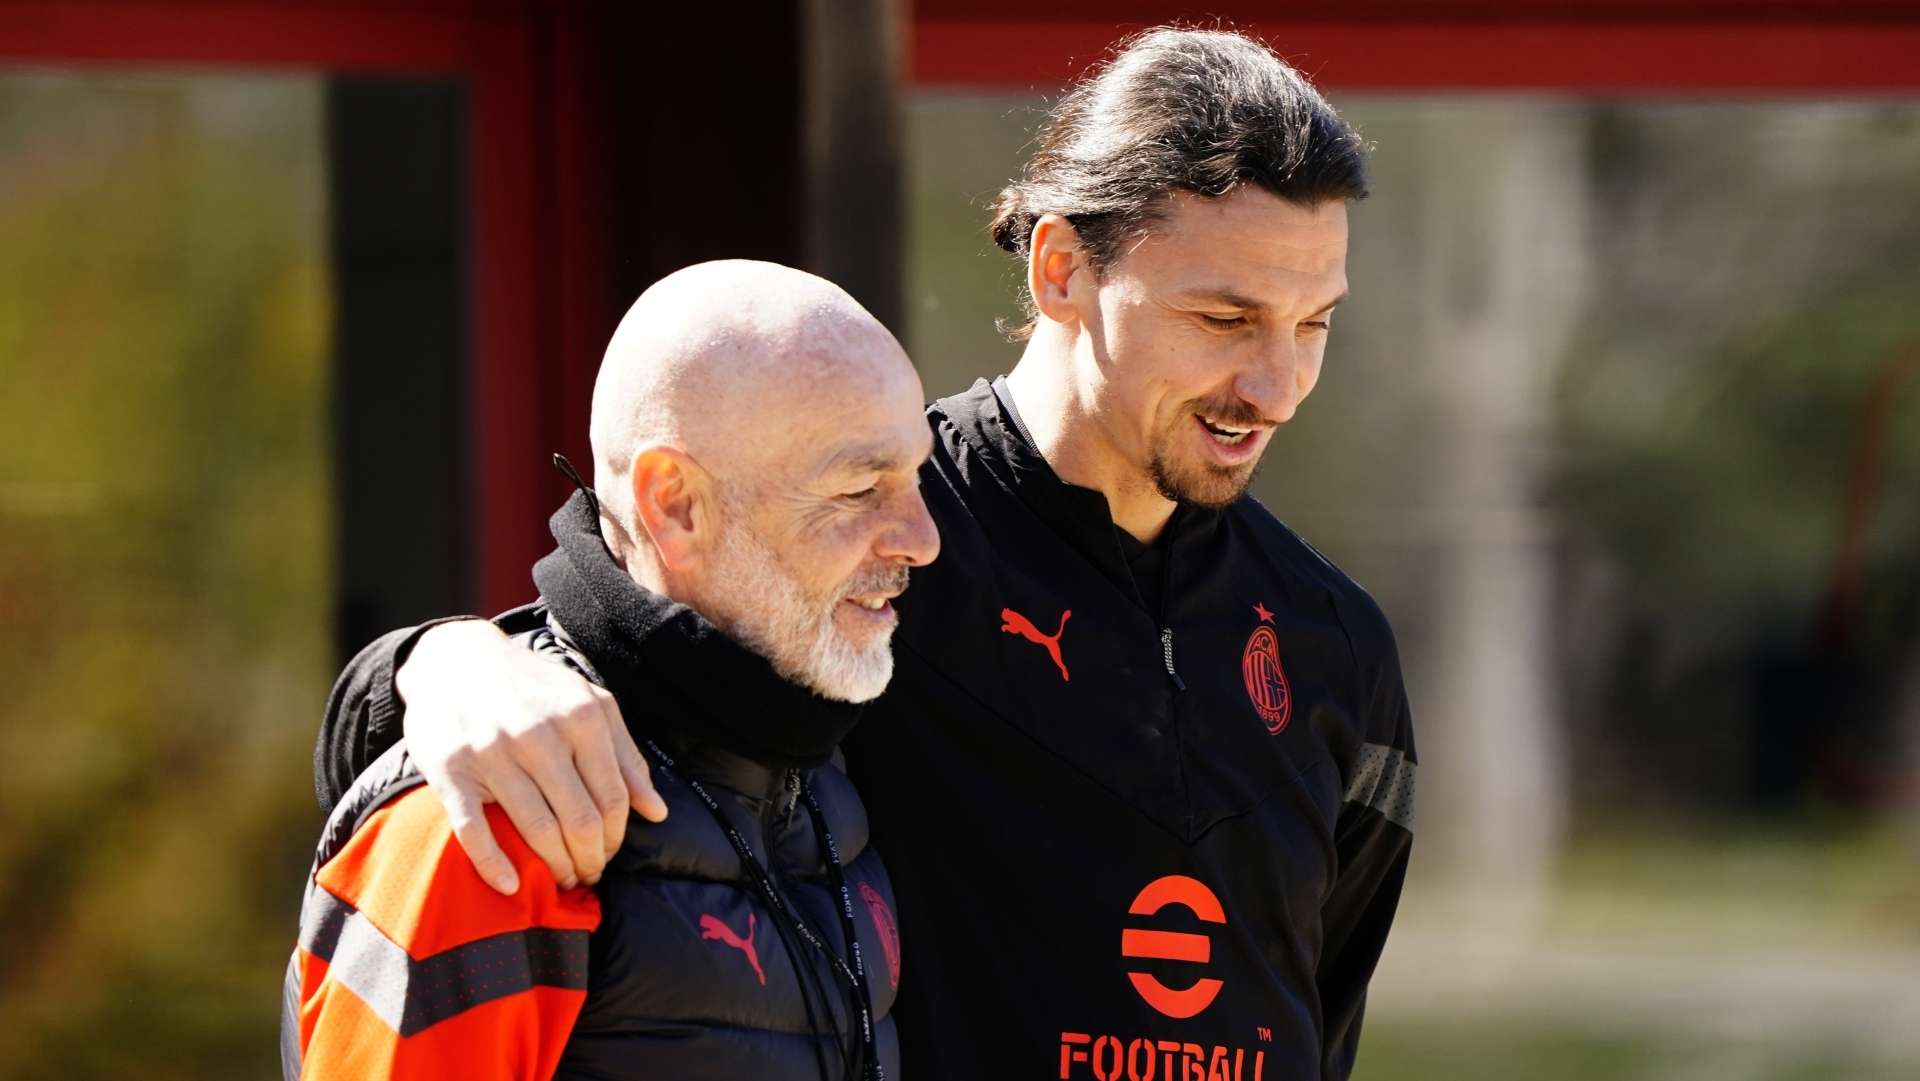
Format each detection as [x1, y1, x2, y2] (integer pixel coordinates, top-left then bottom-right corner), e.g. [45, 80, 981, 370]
[1160, 627, 1186, 690]
[782, 769, 801, 833]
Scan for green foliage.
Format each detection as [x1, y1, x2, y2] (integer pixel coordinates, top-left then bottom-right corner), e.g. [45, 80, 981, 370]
[0, 74, 331, 1079]
[1556, 281, 1920, 642]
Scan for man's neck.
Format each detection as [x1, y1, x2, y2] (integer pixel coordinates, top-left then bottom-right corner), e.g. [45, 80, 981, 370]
[1005, 335, 1176, 545]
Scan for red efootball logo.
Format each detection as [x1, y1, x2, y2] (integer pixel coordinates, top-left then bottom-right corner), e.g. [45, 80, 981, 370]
[1120, 875, 1226, 1019]
[1242, 603, 1291, 734]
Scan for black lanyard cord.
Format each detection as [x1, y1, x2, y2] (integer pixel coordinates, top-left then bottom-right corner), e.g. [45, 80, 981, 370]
[642, 739, 883, 1081]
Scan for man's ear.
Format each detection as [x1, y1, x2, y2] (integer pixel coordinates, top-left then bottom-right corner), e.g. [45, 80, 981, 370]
[1027, 213, 1087, 327]
[628, 445, 712, 574]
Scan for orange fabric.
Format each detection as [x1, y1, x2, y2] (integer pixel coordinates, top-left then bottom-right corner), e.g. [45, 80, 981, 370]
[317, 790, 601, 957]
[295, 791, 602, 1081]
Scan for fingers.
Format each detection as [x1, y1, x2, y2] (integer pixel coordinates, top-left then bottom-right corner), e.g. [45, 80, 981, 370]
[487, 764, 583, 890]
[517, 730, 612, 886]
[440, 778, 520, 895]
[612, 718, 669, 823]
[569, 692, 635, 860]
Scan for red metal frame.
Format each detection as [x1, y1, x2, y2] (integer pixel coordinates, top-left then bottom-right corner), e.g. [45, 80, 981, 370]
[6, 0, 1917, 614]
[911, 2, 1920, 91]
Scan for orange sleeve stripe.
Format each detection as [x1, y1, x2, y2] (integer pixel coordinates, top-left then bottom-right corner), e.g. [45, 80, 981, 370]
[291, 789, 603, 1079]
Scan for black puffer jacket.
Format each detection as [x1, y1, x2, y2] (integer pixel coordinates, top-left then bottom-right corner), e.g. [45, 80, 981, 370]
[532, 614, 903, 1081]
[284, 494, 901, 1081]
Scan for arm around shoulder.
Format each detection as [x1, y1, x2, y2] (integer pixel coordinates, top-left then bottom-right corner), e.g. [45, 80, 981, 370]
[314, 616, 486, 816]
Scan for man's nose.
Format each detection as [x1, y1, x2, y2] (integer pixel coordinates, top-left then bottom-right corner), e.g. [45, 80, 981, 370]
[877, 486, 941, 568]
[1233, 336, 1304, 424]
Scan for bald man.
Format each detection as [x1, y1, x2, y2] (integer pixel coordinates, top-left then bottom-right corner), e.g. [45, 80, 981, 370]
[283, 261, 935, 1081]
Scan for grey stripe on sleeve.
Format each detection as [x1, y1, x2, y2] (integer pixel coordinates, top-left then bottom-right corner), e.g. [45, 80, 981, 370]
[297, 884, 592, 1036]
[1343, 742, 1416, 833]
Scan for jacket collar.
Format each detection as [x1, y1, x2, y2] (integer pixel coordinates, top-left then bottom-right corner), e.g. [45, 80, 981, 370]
[934, 377, 1209, 604]
[531, 490, 863, 771]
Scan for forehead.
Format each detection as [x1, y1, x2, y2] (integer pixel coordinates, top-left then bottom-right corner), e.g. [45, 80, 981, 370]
[1117, 187, 1349, 301]
[771, 352, 930, 481]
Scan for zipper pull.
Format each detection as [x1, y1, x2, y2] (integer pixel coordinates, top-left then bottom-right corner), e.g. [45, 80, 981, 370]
[1160, 627, 1187, 691]
[782, 769, 800, 832]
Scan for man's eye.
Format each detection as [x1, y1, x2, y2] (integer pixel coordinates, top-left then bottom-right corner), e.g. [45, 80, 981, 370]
[841, 486, 881, 502]
[1199, 313, 1247, 329]
[1300, 320, 1331, 333]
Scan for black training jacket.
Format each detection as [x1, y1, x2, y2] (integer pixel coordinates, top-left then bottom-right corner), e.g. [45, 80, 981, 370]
[317, 378, 1417, 1081]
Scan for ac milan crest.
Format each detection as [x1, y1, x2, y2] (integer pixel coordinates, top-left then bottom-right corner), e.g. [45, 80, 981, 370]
[1242, 604, 1291, 734]
[859, 881, 902, 990]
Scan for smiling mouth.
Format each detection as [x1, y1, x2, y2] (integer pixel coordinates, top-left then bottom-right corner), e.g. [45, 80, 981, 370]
[842, 591, 901, 614]
[1197, 415, 1259, 446]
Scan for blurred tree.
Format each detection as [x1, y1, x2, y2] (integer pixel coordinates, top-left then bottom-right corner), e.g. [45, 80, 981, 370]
[1554, 104, 1920, 815]
[0, 74, 330, 1079]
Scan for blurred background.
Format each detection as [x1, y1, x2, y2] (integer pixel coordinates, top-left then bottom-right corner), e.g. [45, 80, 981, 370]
[1, 2, 1917, 1078]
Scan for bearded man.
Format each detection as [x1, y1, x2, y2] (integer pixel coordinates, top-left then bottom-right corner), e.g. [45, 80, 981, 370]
[311, 27, 1417, 1080]
[284, 260, 936, 1080]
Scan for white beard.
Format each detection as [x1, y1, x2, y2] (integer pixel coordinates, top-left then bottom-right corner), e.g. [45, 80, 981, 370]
[703, 516, 897, 704]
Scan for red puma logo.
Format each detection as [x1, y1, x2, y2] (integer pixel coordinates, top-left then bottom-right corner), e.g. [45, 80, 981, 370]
[1001, 607, 1070, 682]
[699, 912, 766, 986]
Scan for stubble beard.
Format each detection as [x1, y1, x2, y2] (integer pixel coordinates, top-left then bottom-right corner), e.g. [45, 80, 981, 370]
[1147, 438, 1262, 510]
[1145, 397, 1269, 510]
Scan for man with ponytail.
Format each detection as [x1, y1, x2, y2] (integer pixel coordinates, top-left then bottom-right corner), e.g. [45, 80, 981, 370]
[311, 27, 1417, 1081]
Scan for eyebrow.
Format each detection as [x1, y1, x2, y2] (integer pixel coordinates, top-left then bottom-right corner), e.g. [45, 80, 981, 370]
[1176, 288, 1349, 316]
[1310, 291, 1349, 316]
[822, 444, 914, 477]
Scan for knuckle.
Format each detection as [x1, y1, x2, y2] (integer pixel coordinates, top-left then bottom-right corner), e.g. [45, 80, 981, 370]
[518, 812, 561, 841]
[509, 729, 564, 765]
[563, 811, 603, 837]
[563, 700, 604, 734]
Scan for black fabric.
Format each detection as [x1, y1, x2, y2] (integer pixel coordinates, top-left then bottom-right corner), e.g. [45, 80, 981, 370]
[315, 378, 1416, 1081]
[990, 374, 1174, 617]
[533, 490, 864, 770]
[1115, 525, 1171, 617]
[314, 615, 478, 816]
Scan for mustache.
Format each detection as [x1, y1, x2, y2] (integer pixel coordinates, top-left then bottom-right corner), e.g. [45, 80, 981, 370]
[1189, 397, 1272, 428]
[838, 562, 911, 600]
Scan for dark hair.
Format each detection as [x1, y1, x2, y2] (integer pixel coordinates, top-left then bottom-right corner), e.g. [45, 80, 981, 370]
[989, 27, 1370, 337]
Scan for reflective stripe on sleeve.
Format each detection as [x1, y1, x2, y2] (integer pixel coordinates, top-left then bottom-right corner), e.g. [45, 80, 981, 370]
[297, 885, 591, 1037]
[1343, 742, 1416, 833]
